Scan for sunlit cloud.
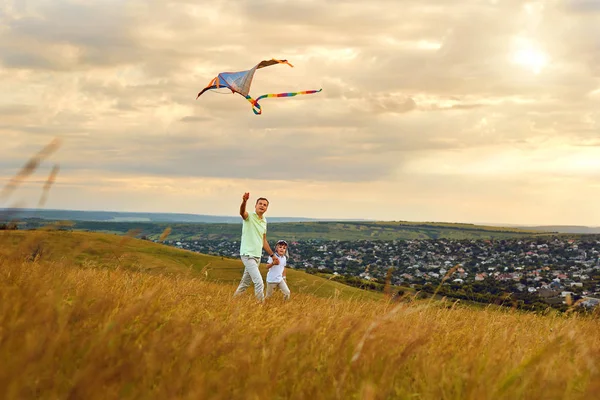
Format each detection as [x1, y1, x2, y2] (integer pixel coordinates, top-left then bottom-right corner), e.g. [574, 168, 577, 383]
[511, 37, 549, 74]
[1, 0, 600, 225]
[404, 143, 600, 177]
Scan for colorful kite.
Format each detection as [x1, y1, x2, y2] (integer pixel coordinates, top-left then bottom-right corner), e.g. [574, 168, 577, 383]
[196, 59, 322, 115]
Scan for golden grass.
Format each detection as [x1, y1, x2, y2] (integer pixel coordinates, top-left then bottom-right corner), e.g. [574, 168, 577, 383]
[0, 230, 383, 302]
[2, 232, 600, 399]
[0, 138, 61, 203]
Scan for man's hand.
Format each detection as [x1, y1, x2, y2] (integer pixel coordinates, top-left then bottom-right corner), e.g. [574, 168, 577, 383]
[240, 193, 250, 219]
[272, 257, 280, 265]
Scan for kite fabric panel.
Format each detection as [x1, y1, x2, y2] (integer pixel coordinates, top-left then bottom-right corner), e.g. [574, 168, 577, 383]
[196, 59, 322, 115]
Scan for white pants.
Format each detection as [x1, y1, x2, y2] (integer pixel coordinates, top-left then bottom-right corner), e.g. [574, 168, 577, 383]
[266, 280, 290, 300]
[234, 255, 264, 301]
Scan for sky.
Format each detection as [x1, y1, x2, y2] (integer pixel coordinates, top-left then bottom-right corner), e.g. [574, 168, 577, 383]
[1, 0, 600, 226]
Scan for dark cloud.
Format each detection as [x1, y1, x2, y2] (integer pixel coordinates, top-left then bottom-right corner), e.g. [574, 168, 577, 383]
[0, 104, 35, 116]
[371, 97, 417, 114]
[179, 116, 212, 123]
[0, 1, 142, 71]
[565, 0, 600, 13]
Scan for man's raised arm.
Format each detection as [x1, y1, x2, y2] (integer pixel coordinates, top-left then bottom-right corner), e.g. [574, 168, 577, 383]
[240, 192, 249, 220]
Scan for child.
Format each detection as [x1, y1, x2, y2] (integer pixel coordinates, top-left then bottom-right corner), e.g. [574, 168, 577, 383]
[265, 239, 291, 300]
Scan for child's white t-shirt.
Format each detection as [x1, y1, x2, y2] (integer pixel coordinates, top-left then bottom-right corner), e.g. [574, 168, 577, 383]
[266, 254, 287, 283]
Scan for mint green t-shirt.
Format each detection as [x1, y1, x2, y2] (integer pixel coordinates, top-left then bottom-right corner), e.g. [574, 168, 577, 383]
[239, 212, 267, 258]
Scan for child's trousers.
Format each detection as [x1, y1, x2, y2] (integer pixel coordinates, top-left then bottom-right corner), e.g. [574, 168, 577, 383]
[266, 280, 290, 300]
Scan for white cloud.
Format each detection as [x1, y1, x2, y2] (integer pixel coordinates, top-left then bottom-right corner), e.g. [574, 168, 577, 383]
[2, 0, 600, 224]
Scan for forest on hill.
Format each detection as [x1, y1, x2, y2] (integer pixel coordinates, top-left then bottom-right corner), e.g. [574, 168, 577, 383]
[10, 217, 554, 241]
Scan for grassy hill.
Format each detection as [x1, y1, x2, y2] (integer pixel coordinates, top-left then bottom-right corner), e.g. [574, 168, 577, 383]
[14, 218, 555, 241]
[1, 229, 599, 399]
[1, 230, 382, 301]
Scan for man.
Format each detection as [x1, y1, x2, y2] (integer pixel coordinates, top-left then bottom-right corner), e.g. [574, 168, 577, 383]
[233, 192, 278, 301]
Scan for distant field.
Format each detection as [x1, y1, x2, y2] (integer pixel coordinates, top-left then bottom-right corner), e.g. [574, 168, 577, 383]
[14, 218, 555, 241]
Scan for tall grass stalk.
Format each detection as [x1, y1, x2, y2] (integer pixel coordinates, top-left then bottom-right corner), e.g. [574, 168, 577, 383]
[1, 247, 599, 399]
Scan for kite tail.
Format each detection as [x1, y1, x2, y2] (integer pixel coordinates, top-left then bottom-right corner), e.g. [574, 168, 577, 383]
[245, 89, 322, 115]
[244, 95, 263, 115]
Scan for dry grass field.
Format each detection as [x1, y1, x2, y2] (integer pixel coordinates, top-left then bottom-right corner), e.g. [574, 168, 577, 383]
[0, 230, 383, 301]
[1, 230, 600, 399]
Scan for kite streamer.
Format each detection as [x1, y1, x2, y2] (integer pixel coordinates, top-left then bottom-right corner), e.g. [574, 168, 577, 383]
[244, 89, 323, 115]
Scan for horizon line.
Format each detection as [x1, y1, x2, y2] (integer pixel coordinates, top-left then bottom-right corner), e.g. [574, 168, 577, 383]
[2, 207, 599, 228]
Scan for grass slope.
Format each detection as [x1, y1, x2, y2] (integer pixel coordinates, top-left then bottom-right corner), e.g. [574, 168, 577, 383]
[1, 237, 599, 399]
[1, 230, 382, 301]
[270, 221, 552, 240]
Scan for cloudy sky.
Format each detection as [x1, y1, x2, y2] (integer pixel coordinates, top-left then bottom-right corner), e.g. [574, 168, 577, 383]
[2, 0, 600, 225]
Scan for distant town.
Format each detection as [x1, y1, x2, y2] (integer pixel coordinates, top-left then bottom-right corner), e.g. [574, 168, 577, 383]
[160, 236, 600, 311]
[5, 212, 600, 311]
